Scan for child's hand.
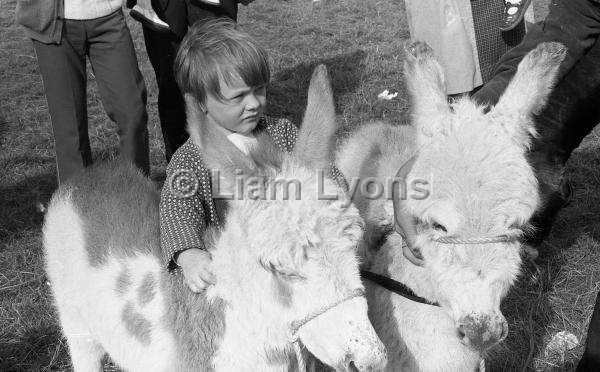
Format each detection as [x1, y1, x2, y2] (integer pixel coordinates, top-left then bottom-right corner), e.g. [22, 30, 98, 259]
[177, 248, 215, 293]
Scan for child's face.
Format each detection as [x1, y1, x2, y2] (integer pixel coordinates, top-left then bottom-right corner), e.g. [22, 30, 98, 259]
[205, 73, 267, 135]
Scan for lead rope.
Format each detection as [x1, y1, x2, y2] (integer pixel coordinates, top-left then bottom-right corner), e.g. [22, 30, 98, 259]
[432, 235, 517, 244]
[289, 289, 365, 372]
[292, 337, 306, 372]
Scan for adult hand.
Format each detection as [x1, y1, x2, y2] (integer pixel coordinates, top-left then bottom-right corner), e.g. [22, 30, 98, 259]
[177, 248, 216, 292]
[394, 214, 425, 267]
[392, 155, 425, 266]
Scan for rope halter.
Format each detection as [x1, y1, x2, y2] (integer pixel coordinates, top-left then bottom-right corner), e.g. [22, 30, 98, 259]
[431, 234, 518, 245]
[390, 157, 521, 265]
[288, 288, 365, 372]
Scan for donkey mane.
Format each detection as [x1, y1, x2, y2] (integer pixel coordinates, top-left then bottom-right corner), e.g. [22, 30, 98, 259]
[163, 269, 227, 371]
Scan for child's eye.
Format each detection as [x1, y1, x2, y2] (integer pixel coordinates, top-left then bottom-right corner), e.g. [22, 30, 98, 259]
[255, 85, 267, 93]
[223, 91, 245, 101]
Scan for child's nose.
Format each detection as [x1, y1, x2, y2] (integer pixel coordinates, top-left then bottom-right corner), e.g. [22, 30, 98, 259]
[245, 93, 261, 110]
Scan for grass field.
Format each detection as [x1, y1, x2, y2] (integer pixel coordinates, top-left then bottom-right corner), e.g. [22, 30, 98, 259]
[1, 0, 599, 370]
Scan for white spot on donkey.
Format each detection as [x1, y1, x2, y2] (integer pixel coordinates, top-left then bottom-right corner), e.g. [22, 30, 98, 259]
[336, 41, 566, 371]
[44, 66, 386, 372]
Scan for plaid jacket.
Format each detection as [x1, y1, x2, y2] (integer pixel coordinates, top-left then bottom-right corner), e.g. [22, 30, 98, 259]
[474, 0, 600, 107]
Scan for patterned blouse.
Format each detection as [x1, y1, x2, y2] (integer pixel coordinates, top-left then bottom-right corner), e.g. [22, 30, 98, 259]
[159, 116, 348, 270]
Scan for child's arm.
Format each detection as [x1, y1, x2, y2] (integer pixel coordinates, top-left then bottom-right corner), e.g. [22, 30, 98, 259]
[160, 166, 215, 292]
[175, 248, 215, 292]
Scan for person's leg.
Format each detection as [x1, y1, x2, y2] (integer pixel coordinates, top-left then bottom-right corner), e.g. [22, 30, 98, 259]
[141, 27, 188, 162]
[577, 290, 600, 371]
[86, 10, 150, 175]
[140, 0, 235, 162]
[523, 36, 600, 246]
[33, 21, 91, 184]
[186, 0, 234, 24]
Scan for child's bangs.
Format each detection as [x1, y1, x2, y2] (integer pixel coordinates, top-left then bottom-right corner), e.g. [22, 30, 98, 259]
[212, 41, 270, 100]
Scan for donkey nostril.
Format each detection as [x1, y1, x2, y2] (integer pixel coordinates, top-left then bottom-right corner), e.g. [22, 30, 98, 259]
[499, 322, 509, 342]
[348, 361, 359, 372]
[457, 325, 467, 341]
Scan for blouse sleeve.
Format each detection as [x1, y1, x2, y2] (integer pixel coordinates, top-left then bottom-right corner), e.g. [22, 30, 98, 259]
[283, 119, 298, 153]
[159, 164, 208, 271]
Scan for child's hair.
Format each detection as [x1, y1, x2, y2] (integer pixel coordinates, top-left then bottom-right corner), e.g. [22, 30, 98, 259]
[174, 18, 270, 104]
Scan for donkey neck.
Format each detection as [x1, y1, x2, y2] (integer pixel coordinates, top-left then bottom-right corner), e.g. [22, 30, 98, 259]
[208, 208, 298, 370]
[209, 248, 294, 371]
[372, 234, 440, 303]
[212, 294, 294, 371]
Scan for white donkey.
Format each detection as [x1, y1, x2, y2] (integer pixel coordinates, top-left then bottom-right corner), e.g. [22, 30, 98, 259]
[336, 42, 566, 371]
[43, 66, 386, 372]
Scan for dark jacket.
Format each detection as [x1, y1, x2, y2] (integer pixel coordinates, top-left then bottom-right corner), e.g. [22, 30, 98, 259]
[15, 0, 64, 44]
[473, 0, 600, 107]
[153, 0, 238, 39]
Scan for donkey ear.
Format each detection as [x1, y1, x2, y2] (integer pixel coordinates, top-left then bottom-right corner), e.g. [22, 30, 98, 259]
[404, 41, 451, 137]
[184, 94, 255, 197]
[490, 42, 566, 147]
[293, 64, 337, 171]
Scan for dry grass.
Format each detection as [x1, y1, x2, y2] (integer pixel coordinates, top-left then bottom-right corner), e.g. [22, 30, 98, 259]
[1, 0, 599, 371]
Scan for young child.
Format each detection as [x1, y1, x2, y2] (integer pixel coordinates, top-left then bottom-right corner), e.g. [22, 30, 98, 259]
[160, 19, 346, 292]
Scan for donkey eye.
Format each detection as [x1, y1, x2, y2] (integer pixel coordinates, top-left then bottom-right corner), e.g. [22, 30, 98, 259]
[272, 265, 306, 282]
[508, 222, 524, 234]
[431, 222, 447, 232]
[260, 259, 306, 281]
[275, 269, 305, 282]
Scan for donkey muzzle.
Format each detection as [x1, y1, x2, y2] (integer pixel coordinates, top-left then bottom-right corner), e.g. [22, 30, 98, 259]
[457, 312, 508, 351]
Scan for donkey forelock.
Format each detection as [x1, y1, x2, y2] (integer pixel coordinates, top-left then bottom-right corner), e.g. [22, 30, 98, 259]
[221, 154, 363, 277]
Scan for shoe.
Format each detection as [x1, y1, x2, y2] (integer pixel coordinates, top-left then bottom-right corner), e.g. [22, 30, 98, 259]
[499, 0, 532, 32]
[523, 180, 573, 247]
[522, 244, 539, 260]
[129, 5, 171, 33]
[190, 0, 221, 5]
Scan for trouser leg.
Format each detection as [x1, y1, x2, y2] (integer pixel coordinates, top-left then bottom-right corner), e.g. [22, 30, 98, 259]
[86, 10, 149, 175]
[186, 0, 234, 24]
[33, 21, 90, 184]
[524, 36, 600, 246]
[577, 290, 600, 371]
[141, 27, 187, 162]
[141, 1, 234, 162]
